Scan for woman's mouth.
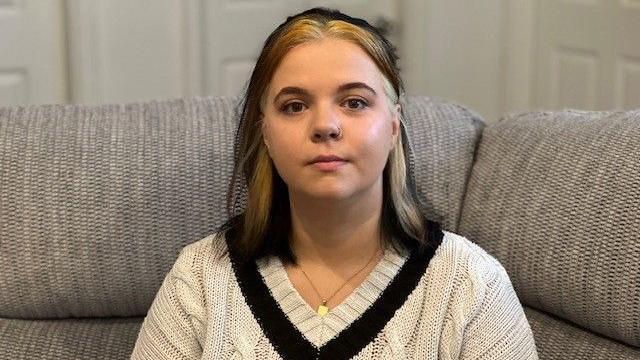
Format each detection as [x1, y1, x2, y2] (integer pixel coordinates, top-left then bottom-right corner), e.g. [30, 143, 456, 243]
[311, 160, 347, 171]
[308, 154, 348, 171]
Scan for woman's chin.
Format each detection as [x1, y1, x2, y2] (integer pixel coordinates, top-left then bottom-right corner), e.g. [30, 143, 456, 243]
[292, 186, 354, 202]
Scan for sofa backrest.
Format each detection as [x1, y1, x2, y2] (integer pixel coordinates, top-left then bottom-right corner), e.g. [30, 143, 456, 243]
[458, 109, 640, 348]
[0, 95, 482, 319]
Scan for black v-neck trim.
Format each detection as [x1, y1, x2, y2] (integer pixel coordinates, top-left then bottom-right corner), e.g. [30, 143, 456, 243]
[226, 221, 444, 360]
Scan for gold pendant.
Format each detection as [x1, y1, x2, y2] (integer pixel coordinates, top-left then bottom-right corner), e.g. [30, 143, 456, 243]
[317, 304, 328, 316]
[317, 299, 328, 316]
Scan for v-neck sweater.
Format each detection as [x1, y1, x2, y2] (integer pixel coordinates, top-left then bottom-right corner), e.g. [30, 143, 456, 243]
[131, 228, 539, 359]
[255, 242, 410, 349]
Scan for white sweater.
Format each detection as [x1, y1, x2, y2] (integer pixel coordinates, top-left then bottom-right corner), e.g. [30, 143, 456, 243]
[131, 229, 539, 359]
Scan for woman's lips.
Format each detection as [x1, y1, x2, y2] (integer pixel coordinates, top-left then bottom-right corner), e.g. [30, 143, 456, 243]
[311, 160, 347, 171]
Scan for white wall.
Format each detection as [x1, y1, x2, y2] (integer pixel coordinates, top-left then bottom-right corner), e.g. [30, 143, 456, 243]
[406, 0, 640, 122]
[2, 0, 639, 125]
[0, 0, 67, 106]
[64, 0, 512, 123]
[403, 0, 506, 122]
[66, 0, 202, 104]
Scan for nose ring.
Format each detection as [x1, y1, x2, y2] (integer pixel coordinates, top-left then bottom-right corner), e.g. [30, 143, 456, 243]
[334, 126, 342, 139]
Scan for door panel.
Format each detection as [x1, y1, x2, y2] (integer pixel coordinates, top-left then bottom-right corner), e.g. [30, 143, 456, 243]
[0, 0, 67, 106]
[536, 0, 640, 110]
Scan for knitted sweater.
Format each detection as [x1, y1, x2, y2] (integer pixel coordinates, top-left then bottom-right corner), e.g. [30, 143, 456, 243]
[130, 228, 539, 359]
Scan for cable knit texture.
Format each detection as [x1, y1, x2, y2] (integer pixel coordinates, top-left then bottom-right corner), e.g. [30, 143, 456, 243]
[130, 230, 538, 359]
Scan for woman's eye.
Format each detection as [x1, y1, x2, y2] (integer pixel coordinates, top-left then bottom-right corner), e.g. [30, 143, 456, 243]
[344, 98, 368, 110]
[280, 102, 306, 114]
[280, 99, 368, 114]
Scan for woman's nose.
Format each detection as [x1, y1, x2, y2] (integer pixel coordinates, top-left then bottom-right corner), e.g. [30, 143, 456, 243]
[311, 105, 342, 142]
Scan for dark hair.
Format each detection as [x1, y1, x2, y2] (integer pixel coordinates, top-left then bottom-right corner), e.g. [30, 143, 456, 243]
[215, 7, 438, 266]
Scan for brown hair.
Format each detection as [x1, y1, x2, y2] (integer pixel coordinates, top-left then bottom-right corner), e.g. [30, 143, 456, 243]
[217, 7, 436, 266]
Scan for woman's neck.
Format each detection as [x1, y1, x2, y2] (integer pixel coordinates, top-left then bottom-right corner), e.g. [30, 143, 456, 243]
[287, 188, 384, 270]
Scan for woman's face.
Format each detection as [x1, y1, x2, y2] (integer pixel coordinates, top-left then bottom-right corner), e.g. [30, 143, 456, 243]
[261, 37, 400, 202]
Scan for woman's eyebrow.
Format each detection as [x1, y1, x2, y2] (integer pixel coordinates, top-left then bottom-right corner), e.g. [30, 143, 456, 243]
[273, 82, 377, 104]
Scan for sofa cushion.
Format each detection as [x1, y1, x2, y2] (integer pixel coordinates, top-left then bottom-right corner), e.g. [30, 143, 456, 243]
[400, 96, 484, 230]
[459, 109, 640, 348]
[525, 306, 640, 359]
[0, 95, 482, 319]
[0, 316, 142, 360]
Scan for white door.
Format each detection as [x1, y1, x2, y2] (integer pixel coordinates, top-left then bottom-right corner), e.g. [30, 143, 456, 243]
[0, 0, 67, 106]
[203, 0, 400, 97]
[535, 0, 640, 110]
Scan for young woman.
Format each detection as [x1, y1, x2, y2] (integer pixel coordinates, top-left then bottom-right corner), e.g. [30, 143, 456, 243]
[131, 7, 538, 359]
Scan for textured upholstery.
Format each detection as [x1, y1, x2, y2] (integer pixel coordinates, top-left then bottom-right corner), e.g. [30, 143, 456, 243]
[1, 97, 240, 319]
[0, 317, 142, 360]
[459, 110, 640, 357]
[0, 95, 482, 359]
[400, 96, 484, 230]
[524, 307, 640, 359]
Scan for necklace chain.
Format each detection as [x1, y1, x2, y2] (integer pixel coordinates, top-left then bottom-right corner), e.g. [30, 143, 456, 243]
[297, 246, 383, 316]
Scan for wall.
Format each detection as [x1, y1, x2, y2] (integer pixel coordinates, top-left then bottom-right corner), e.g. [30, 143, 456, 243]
[2, 0, 639, 125]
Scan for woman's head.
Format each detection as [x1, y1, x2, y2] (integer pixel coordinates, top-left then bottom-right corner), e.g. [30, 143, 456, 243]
[262, 35, 400, 203]
[223, 7, 432, 264]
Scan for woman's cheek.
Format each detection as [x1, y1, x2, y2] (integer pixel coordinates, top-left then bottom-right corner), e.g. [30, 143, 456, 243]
[271, 145, 298, 181]
[362, 121, 388, 149]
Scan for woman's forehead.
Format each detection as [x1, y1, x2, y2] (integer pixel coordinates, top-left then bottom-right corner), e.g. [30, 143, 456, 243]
[269, 38, 383, 94]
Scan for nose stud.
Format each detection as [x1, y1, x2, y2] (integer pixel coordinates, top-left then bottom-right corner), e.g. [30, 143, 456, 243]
[314, 126, 342, 141]
[333, 126, 342, 139]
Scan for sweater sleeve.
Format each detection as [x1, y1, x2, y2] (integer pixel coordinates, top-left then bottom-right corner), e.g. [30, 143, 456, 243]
[130, 243, 206, 360]
[459, 259, 539, 360]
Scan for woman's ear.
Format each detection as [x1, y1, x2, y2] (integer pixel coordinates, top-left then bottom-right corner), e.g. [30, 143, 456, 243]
[261, 115, 271, 152]
[390, 103, 401, 151]
[264, 137, 270, 152]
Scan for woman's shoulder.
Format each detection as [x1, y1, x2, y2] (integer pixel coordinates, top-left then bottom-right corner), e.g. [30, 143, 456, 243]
[181, 231, 229, 258]
[436, 230, 511, 284]
[170, 232, 231, 279]
[425, 230, 519, 323]
[439, 230, 500, 263]
[427, 231, 537, 358]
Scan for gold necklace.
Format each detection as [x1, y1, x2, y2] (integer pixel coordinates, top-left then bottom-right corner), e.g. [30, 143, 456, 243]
[297, 247, 383, 316]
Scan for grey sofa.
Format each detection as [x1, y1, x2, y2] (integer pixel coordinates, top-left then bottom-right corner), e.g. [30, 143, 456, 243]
[0, 96, 638, 359]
